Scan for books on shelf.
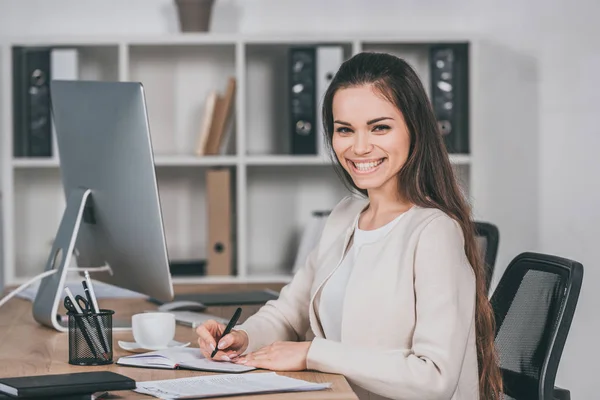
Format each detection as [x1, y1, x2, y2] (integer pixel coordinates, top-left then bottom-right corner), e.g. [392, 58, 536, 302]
[195, 77, 236, 156]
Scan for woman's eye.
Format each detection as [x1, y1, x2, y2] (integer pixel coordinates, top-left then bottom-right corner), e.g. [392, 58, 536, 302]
[373, 124, 391, 132]
[336, 127, 352, 134]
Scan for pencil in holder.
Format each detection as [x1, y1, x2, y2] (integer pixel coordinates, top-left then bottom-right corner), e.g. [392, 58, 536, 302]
[67, 309, 114, 365]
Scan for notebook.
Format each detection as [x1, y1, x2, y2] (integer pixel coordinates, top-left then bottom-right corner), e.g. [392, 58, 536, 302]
[135, 372, 331, 399]
[0, 371, 135, 398]
[117, 347, 256, 373]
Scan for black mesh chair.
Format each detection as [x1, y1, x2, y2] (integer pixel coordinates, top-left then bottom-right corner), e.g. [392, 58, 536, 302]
[490, 252, 583, 400]
[474, 221, 500, 294]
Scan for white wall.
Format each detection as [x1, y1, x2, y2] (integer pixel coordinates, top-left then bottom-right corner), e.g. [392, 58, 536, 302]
[1, 0, 599, 396]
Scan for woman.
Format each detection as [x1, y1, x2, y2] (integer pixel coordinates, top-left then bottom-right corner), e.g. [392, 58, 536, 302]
[196, 52, 502, 400]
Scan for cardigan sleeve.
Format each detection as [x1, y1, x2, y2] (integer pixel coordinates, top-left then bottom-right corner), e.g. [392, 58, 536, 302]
[235, 246, 318, 354]
[305, 215, 477, 400]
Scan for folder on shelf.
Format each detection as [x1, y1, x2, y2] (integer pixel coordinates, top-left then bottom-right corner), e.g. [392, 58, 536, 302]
[206, 167, 234, 276]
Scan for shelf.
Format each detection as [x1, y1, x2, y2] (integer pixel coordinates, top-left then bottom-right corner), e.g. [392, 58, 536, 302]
[170, 274, 293, 285]
[11, 156, 239, 168]
[2, 33, 476, 47]
[1, 34, 540, 289]
[154, 155, 238, 167]
[245, 155, 332, 166]
[449, 154, 471, 165]
[12, 158, 59, 168]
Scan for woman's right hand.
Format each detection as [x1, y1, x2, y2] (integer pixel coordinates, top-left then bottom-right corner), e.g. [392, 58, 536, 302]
[195, 319, 249, 361]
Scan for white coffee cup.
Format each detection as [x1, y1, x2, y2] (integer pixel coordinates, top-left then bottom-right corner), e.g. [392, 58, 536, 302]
[132, 312, 176, 349]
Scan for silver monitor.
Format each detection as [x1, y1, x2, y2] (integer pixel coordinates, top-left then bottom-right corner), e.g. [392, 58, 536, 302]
[33, 80, 174, 332]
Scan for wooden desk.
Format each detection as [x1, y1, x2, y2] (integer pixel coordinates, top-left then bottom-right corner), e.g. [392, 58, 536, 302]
[0, 283, 357, 399]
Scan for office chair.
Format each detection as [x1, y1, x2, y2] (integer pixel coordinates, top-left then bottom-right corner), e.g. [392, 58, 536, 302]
[474, 221, 499, 294]
[490, 252, 583, 400]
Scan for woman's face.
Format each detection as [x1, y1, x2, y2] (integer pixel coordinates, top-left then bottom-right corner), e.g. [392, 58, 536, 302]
[331, 84, 411, 194]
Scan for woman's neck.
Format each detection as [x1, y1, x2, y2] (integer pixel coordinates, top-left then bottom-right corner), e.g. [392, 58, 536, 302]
[360, 189, 412, 230]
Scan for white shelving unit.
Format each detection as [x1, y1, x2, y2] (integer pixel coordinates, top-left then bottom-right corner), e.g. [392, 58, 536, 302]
[0, 33, 539, 288]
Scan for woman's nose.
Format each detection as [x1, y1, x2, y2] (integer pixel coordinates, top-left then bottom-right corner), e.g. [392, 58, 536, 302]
[353, 132, 372, 155]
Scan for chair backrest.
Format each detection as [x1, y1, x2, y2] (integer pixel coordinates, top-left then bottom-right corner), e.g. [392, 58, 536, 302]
[474, 221, 499, 293]
[490, 252, 583, 400]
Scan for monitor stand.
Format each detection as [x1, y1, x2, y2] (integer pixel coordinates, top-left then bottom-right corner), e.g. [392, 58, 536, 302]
[32, 188, 133, 332]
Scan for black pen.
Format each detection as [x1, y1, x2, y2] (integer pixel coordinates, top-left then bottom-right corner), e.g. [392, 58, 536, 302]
[211, 307, 242, 358]
[82, 280, 109, 355]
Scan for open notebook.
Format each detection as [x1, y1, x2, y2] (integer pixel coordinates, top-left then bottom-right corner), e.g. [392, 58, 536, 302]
[116, 348, 256, 373]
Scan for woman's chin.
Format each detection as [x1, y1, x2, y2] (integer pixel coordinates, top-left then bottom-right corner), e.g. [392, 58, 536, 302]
[351, 178, 385, 191]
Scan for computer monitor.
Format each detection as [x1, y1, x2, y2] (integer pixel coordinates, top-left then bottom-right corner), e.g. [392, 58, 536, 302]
[32, 80, 174, 332]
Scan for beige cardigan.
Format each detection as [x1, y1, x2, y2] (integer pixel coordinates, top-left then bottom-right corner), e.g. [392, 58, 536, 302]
[237, 195, 479, 400]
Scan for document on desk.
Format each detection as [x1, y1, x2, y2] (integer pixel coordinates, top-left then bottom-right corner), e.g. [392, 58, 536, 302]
[135, 372, 331, 399]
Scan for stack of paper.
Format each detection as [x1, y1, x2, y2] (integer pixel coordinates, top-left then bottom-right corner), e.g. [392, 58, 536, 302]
[135, 372, 331, 399]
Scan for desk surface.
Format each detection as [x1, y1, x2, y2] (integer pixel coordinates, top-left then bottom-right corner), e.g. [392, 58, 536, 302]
[0, 283, 358, 400]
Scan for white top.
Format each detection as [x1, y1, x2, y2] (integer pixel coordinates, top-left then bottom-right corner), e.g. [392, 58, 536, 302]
[318, 213, 405, 341]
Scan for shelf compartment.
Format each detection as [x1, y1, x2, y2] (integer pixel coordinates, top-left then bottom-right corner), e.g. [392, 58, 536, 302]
[245, 42, 353, 156]
[129, 44, 237, 157]
[246, 165, 348, 277]
[14, 169, 65, 278]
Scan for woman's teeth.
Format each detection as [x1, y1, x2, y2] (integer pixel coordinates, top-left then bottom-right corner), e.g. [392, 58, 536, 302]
[352, 159, 384, 172]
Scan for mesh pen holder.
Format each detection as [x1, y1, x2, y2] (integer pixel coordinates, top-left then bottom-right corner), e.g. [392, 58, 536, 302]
[68, 309, 114, 365]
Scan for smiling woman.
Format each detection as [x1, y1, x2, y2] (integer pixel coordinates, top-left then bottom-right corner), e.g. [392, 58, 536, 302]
[331, 85, 411, 208]
[195, 52, 502, 400]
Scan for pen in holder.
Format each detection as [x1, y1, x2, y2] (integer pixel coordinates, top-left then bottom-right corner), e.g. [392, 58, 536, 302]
[67, 309, 114, 365]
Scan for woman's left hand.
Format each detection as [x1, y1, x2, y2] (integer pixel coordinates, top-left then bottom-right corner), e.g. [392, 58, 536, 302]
[233, 341, 312, 371]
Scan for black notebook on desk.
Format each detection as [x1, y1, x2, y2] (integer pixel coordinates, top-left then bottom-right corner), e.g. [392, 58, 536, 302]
[0, 371, 135, 399]
[150, 289, 280, 307]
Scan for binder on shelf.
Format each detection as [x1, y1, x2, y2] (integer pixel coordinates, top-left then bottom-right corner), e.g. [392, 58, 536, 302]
[429, 43, 470, 154]
[289, 47, 317, 155]
[206, 167, 235, 276]
[12, 46, 52, 158]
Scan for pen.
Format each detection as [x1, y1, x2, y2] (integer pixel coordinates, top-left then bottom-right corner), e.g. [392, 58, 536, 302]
[82, 280, 109, 355]
[211, 307, 242, 358]
[64, 287, 103, 359]
[83, 271, 110, 354]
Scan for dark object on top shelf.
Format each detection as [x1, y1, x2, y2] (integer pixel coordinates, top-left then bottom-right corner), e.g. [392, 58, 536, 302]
[429, 43, 469, 154]
[175, 0, 215, 32]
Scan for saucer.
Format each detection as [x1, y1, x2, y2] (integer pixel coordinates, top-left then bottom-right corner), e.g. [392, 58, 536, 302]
[118, 339, 191, 353]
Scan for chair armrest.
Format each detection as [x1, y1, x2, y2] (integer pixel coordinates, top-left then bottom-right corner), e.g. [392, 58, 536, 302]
[553, 386, 570, 400]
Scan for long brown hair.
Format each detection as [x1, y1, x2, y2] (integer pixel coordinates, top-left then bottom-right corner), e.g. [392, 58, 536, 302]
[322, 52, 502, 399]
